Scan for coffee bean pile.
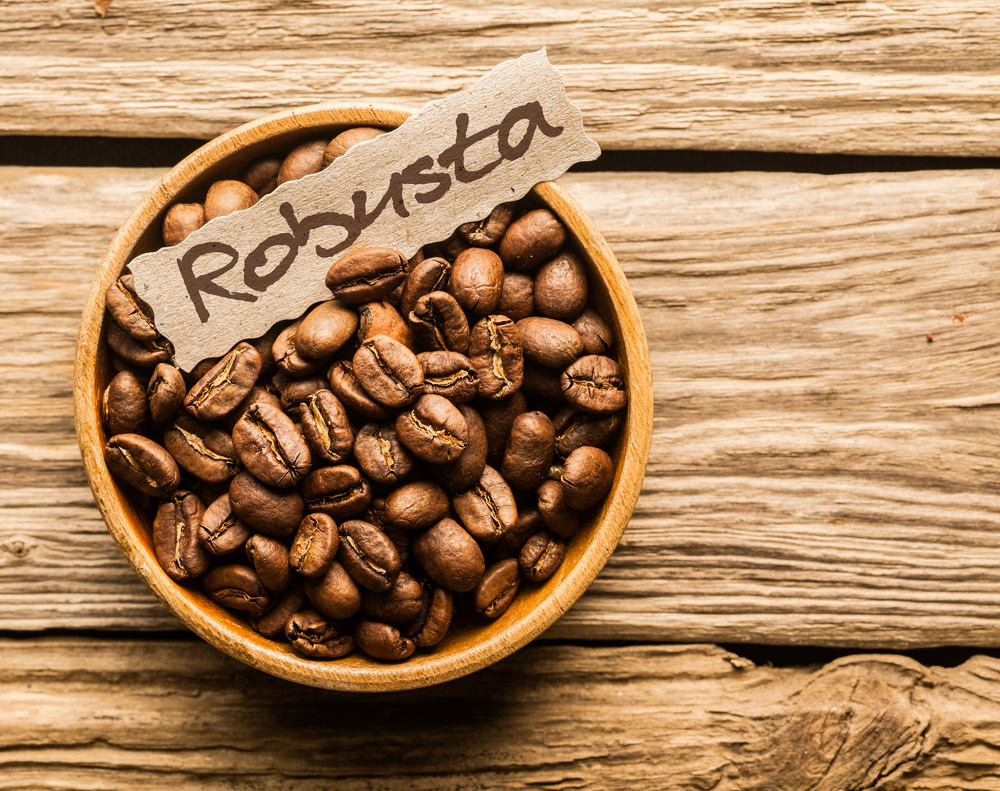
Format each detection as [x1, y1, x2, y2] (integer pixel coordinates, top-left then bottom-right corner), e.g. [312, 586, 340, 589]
[100, 127, 627, 662]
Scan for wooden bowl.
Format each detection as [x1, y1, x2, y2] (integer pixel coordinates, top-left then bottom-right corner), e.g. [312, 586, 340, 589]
[74, 103, 653, 692]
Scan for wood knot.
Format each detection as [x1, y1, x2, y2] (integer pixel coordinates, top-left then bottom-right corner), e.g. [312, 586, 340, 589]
[0, 538, 35, 560]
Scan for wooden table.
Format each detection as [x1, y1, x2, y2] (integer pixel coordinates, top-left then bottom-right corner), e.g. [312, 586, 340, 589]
[3, 2, 999, 787]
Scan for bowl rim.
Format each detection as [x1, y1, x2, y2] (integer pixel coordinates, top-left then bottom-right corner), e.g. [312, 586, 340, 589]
[73, 102, 653, 692]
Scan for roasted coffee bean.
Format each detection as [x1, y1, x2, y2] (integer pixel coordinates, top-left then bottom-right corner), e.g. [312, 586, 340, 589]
[501, 411, 556, 491]
[277, 138, 328, 185]
[473, 559, 521, 619]
[186, 355, 220, 388]
[411, 518, 484, 593]
[337, 520, 401, 592]
[395, 394, 469, 464]
[432, 404, 487, 493]
[204, 564, 273, 616]
[245, 533, 292, 591]
[163, 414, 240, 483]
[440, 229, 470, 261]
[493, 506, 545, 560]
[228, 470, 303, 538]
[572, 307, 614, 356]
[481, 391, 528, 464]
[153, 490, 209, 581]
[561, 446, 614, 510]
[498, 208, 566, 271]
[353, 334, 424, 408]
[326, 247, 408, 304]
[327, 360, 393, 419]
[105, 274, 158, 342]
[278, 376, 326, 412]
[199, 493, 253, 555]
[204, 180, 258, 221]
[561, 355, 628, 414]
[353, 422, 416, 485]
[381, 524, 411, 566]
[354, 619, 416, 661]
[226, 385, 283, 431]
[448, 247, 504, 317]
[519, 530, 566, 582]
[296, 300, 359, 360]
[536, 479, 581, 539]
[468, 315, 524, 400]
[517, 317, 583, 368]
[241, 156, 281, 196]
[358, 300, 415, 350]
[298, 389, 353, 464]
[458, 201, 515, 247]
[304, 560, 362, 619]
[104, 433, 179, 497]
[402, 583, 454, 647]
[273, 320, 324, 376]
[254, 580, 306, 637]
[408, 291, 470, 354]
[533, 250, 588, 322]
[452, 464, 518, 544]
[106, 320, 173, 368]
[323, 126, 384, 167]
[184, 342, 263, 420]
[360, 571, 424, 624]
[300, 464, 371, 521]
[385, 481, 450, 530]
[521, 360, 567, 404]
[232, 401, 311, 488]
[400, 256, 451, 318]
[286, 609, 355, 659]
[552, 407, 623, 457]
[418, 351, 478, 405]
[162, 203, 205, 247]
[290, 513, 340, 577]
[102, 370, 149, 436]
[497, 271, 535, 321]
[147, 363, 186, 423]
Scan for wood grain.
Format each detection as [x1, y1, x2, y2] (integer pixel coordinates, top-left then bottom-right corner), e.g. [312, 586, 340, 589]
[2, 166, 999, 646]
[2, 1, 1000, 155]
[4, 637, 1000, 789]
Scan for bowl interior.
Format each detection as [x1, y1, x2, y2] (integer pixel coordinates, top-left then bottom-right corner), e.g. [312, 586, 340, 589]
[75, 103, 653, 691]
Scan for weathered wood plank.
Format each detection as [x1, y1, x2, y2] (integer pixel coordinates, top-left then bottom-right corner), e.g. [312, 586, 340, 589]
[2, 1, 1000, 155]
[3, 637, 1000, 789]
[2, 166, 999, 645]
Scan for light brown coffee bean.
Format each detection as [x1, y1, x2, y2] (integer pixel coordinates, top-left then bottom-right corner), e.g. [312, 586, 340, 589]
[279, 374, 328, 411]
[153, 490, 209, 581]
[395, 394, 469, 464]
[385, 481, 450, 531]
[241, 156, 281, 196]
[400, 256, 451, 318]
[295, 300, 359, 360]
[326, 247, 408, 304]
[448, 247, 504, 317]
[532, 250, 589, 322]
[519, 530, 566, 582]
[501, 411, 556, 491]
[473, 559, 521, 619]
[402, 583, 454, 647]
[408, 291, 470, 354]
[337, 520, 401, 593]
[254, 580, 306, 637]
[147, 363, 187, 423]
[561, 355, 628, 414]
[572, 307, 614, 356]
[432, 404, 487, 493]
[300, 464, 372, 521]
[298, 389, 353, 464]
[246, 533, 292, 592]
[417, 351, 479, 405]
[452, 464, 518, 544]
[204, 564, 273, 616]
[553, 407, 623, 457]
[184, 342, 263, 420]
[354, 619, 416, 661]
[199, 493, 253, 555]
[162, 203, 205, 247]
[536, 479, 581, 539]
[277, 138, 328, 185]
[497, 271, 535, 321]
[228, 470, 304, 538]
[290, 513, 340, 577]
[516, 317, 583, 368]
[204, 180, 258, 221]
[105, 274, 158, 342]
[163, 414, 240, 484]
[232, 401, 311, 488]
[360, 571, 424, 625]
[358, 300, 415, 351]
[457, 201, 515, 247]
[273, 320, 324, 376]
[286, 609, 355, 659]
[353, 422, 416, 485]
[102, 370, 149, 435]
[353, 334, 424, 408]
[106, 321, 173, 368]
[468, 315, 524, 400]
[497, 208, 566, 271]
[322, 126, 384, 167]
[326, 361, 392, 420]
[304, 560, 362, 620]
[561, 446, 614, 509]
[104, 433, 180, 497]
[411, 518, 484, 593]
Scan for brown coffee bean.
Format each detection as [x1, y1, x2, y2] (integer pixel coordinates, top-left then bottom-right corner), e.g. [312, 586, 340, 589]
[298, 389, 353, 464]
[358, 300, 415, 351]
[440, 229, 470, 261]
[295, 300, 359, 360]
[521, 360, 567, 403]
[493, 507, 545, 560]
[162, 202, 205, 247]
[184, 342, 263, 420]
[105, 274, 158, 342]
[322, 126, 384, 167]
[241, 156, 281, 196]
[480, 391, 528, 464]
[286, 609, 355, 659]
[395, 394, 469, 464]
[199, 493, 253, 555]
[290, 513, 340, 577]
[300, 464, 372, 521]
[402, 583, 454, 647]
[418, 351, 479, 405]
[353, 334, 424, 408]
[163, 414, 240, 484]
[561, 446, 614, 509]
[147, 363, 186, 423]
[273, 320, 324, 376]
[204, 180, 258, 221]
[432, 404, 487, 493]
[468, 315, 524, 400]
[279, 374, 328, 411]
[106, 320, 173, 368]
[498, 209, 566, 271]
[254, 580, 306, 637]
[561, 355, 627, 414]
[304, 560, 362, 620]
[473, 559, 521, 619]
[226, 385, 283, 431]
[400, 256, 451, 318]
[102, 370, 149, 436]
[204, 564, 273, 616]
[337, 520, 401, 593]
[354, 619, 416, 661]
[104, 433, 179, 497]
[385, 481, 450, 530]
[572, 307, 614, 356]
[246, 533, 291, 592]
[185, 355, 220, 387]
[519, 530, 566, 582]
[501, 411, 556, 491]
[553, 407, 623, 457]
[228, 470, 304, 538]
[326, 247, 408, 304]
[326, 360, 393, 420]
[517, 317, 583, 368]
[232, 401, 311, 488]
[533, 250, 589, 322]
[381, 524, 411, 566]
[153, 490, 209, 581]
[457, 201, 515, 247]
[277, 138, 328, 185]
[360, 571, 424, 624]
[448, 247, 504, 317]
[408, 291, 470, 354]
[411, 518, 484, 593]
[353, 422, 416, 485]
[452, 464, 518, 544]
[536, 479, 581, 539]
[497, 271, 535, 321]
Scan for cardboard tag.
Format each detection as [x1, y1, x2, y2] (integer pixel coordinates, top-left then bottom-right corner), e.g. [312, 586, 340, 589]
[128, 49, 600, 371]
